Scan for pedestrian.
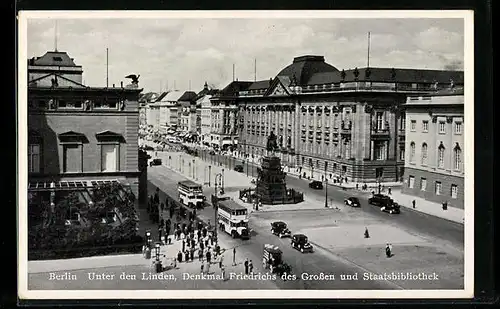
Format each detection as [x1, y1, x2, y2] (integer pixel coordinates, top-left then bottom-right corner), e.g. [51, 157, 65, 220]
[191, 238, 196, 248]
[388, 188, 392, 195]
[193, 209, 197, 219]
[199, 248, 204, 261]
[184, 250, 189, 262]
[158, 227, 163, 242]
[177, 251, 183, 263]
[200, 241, 205, 252]
[182, 240, 185, 252]
[169, 208, 174, 219]
[197, 230, 202, 241]
[385, 244, 391, 258]
[206, 250, 212, 264]
[219, 254, 224, 269]
[160, 218, 165, 229]
[244, 259, 249, 275]
[205, 239, 209, 247]
[232, 247, 236, 266]
[160, 203, 165, 212]
[356, 183, 359, 190]
[412, 200, 416, 209]
[200, 263, 204, 274]
[206, 261, 211, 274]
[249, 260, 254, 274]
[221, 265, 226, 281]
[442, 201, 448, 210]
[190, 247, 195, 261]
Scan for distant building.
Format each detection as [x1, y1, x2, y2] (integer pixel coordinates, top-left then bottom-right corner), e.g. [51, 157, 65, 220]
[27, 50, 144, 216]
[402, 90, 464, 208]
[197, 82, 219, 145]
[156, 90, 184, 133]
[210, 81, 253, 150]
[178, 91, 198, 134]
[234, 55, 463, 182]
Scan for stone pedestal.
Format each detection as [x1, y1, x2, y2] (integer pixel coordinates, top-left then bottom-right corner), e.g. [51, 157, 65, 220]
[255, 156, 287, 204]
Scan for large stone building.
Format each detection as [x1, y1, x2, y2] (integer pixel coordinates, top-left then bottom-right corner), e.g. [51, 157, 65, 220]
[210, 81, 253, 150]
[27, 50, 144, 210]
[178, 91, 198, 133]
[236, 55, 463, 182]
[402, 90, 464, 208]
[197, 82, 219, 145]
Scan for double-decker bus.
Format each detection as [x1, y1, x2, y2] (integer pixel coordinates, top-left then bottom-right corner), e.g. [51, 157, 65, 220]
[217, 199, 250, 239]
[177, 180, 205, 208]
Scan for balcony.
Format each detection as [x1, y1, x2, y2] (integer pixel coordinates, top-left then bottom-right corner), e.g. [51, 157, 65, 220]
[340, 121, 352, 135]
[371, 127, 390, 139]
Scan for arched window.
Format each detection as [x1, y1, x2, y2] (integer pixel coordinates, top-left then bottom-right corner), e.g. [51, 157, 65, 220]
[454, 144, 462, 171]
[438, 143, 445, 168]
[409, 142, 416, 163]
[421, 143, 428, 165]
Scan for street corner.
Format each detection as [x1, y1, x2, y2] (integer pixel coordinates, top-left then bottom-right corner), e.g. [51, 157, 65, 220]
[300, 224, 428, 250]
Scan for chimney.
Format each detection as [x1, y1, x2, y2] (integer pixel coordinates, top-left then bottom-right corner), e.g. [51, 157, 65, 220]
[120, 81, 123, 88]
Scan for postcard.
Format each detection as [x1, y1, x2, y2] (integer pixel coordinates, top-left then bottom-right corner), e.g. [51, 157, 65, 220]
[18, 10, 474, 300]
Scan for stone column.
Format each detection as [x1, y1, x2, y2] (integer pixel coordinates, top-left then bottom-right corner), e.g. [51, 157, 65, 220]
[370, 140, 374, 160]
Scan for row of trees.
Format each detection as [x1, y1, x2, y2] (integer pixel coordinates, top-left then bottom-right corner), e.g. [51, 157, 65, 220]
[28, 183, 140, 252]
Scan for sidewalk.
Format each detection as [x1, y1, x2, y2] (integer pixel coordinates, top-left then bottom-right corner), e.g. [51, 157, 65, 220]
[389, 188, 464, 224]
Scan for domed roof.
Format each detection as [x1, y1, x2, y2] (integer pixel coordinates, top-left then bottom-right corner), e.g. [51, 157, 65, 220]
[277, 55, 338, 85]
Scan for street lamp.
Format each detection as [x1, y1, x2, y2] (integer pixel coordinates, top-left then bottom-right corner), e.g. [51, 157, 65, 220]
[213, 173, 223, 244]
[324, 166, 328, 208]
[208, 165, 212, 187]
[221, 168, 225, 194]
[193, 159, 196, 180]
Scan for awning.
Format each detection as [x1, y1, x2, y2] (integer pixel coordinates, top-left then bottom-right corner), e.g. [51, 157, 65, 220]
[28, 179, 121, 191]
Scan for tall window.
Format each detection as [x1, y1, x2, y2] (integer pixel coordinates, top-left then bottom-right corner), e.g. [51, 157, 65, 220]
[63, 144, 82, 173]
[421, 143, 428, 165]
[420, 178, 427, 191]
[410, 120, 416, 131]
[376, 112, 384, 130]
[451, 184, 458, 199]
[455, 122, 462, 134]
[422, 120, 429, 132]
[375, 141, 386, 160]
[435, 181, 442, 195]
[454, 145, 462, 171]
[28, 144, 40, 173]
[408, 176, 415, 188]
[438, 144, 445, 168]
[409, 142, 416, 163]
[439, 121, 446, 134]
[399, 148, 405, 161]
[399, 114, 406, 130]
[101, 144, 119, 172]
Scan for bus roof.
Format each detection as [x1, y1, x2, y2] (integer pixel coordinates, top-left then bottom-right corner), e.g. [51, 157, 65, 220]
[178, 180, 202, 188]
[218, 199, 247, 211]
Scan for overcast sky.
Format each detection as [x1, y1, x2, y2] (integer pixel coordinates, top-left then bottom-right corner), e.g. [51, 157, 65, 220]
[26, 15, 464, 93]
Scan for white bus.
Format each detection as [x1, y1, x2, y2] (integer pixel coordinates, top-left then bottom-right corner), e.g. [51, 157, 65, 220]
[217, 199, 250, 239]
[177, 180, 205, 209]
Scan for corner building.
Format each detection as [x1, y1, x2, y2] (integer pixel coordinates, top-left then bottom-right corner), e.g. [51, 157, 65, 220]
[402, 91, 464, 209]
[27, 51, 143, 205]
[237, 55, 463, 183]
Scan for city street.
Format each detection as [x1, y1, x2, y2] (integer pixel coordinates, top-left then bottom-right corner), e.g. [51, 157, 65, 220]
[144, 151, 464, 289]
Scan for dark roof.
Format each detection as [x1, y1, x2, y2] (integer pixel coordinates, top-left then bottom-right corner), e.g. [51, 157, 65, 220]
[217, 81, 253, 98]
[218, 199, 247, 211]
[307, 67, 464, 85]
[28, 51, 81, 67]
[277, 55, 339, 85]
[139, 92, 159, 102]
[178, 91, 198, 102]
[155, 91, 169, 102]
[248, 80, 271, 90]
[196, 88, 219, 100]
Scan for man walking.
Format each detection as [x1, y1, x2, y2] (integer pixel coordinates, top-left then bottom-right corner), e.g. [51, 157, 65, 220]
[244, 258, 249, 275]
[412, 200, 416, 209]
[206, 250, 212, 264]
[249, 260, 254, 274]
[232, 247, 236, 266]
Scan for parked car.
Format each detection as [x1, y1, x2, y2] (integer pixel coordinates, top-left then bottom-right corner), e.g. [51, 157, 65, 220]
[234, 165, 244, 172]
[381, 203, 401, 214]
[309, 180, 323, 190]
[148, 158, 162, 167]
[271, 221, 292, 238]
[291, 234, 313, 253]
[368, 194, 393, 207]
[344, 197, 361, 207]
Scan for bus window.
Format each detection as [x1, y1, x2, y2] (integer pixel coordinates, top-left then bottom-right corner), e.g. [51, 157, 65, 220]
[188, 195, 195, 199]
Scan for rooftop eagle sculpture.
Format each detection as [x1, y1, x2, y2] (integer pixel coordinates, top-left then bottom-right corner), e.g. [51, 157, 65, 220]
[125, 74, 140, 85]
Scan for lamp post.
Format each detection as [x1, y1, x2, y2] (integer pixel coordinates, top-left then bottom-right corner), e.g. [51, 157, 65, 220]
[193, 159, 196, 180]
[251, 155, 254, 178]
[221, 168, 225, 195]
[324, 165, 328, 208]
[214, 173, 223, 244]
[178, 154, 181, 172]
[244, 159, 247, 176]
[208, 165, 212, 187]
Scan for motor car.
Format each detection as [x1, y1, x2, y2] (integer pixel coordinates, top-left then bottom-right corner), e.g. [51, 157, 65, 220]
[344, 197, 361, 207]
[291, 234, 313, 253]
[270, 221, 292, 238]
[308, 180, 323, 190]
[381, 203, 401, 214]
[148, 158, 162, 167]
[368, 194, 393, 207]
[234, 165, 244, 172]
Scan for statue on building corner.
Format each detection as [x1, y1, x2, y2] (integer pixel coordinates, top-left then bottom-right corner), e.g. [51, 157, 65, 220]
[125, 74, 140, 88]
